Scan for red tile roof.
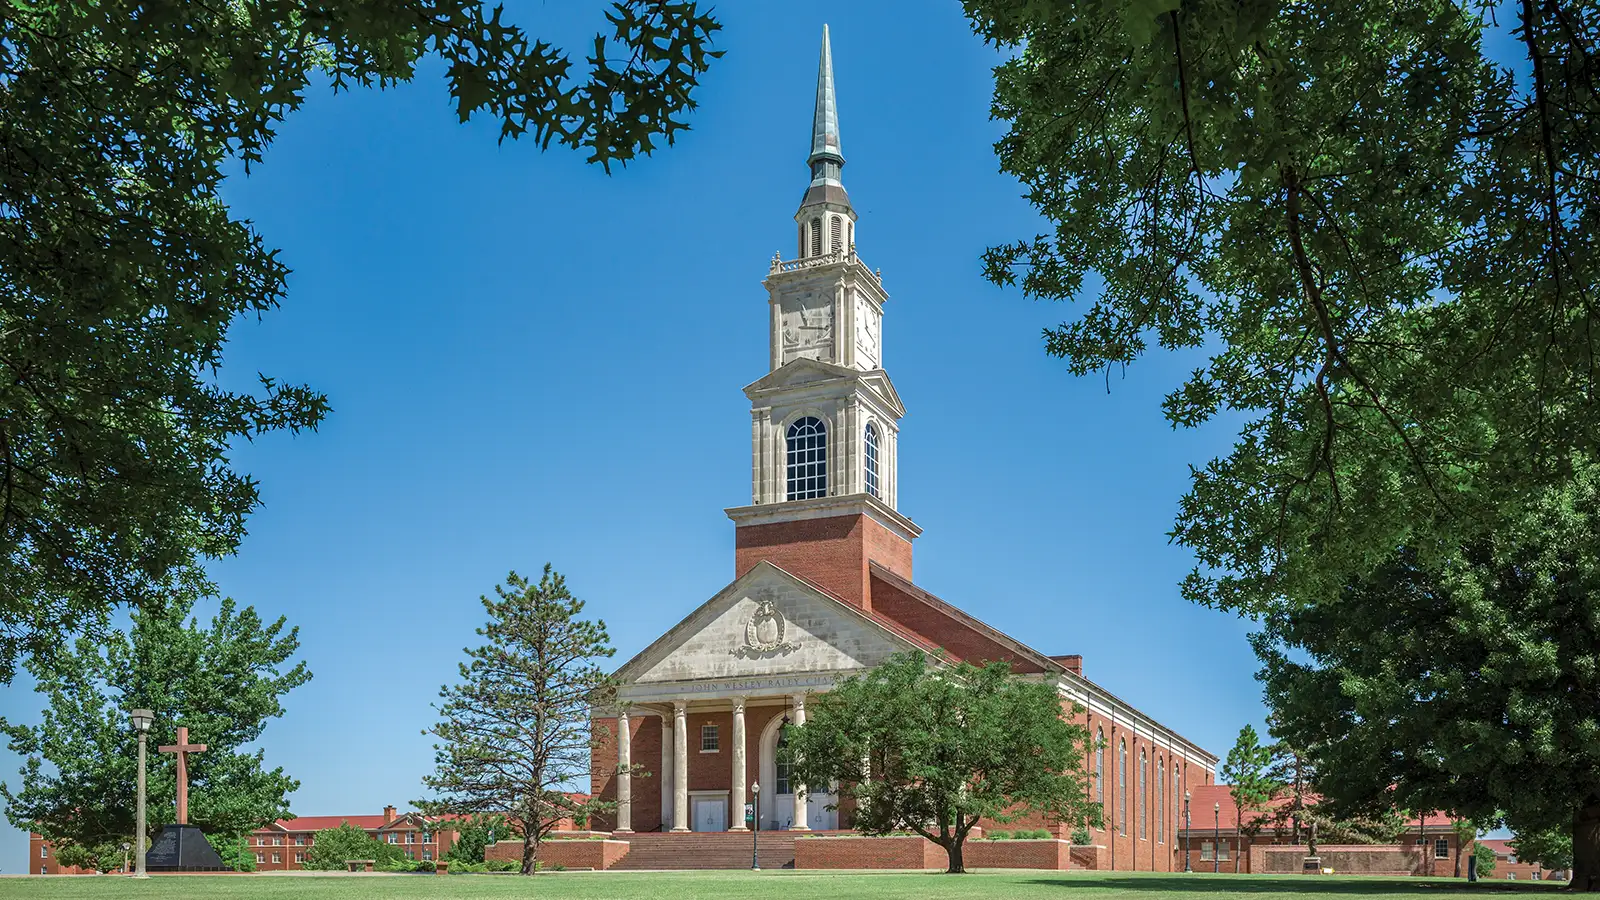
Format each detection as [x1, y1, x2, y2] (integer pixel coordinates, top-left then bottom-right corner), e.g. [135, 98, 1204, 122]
[270, 815, 389, 832]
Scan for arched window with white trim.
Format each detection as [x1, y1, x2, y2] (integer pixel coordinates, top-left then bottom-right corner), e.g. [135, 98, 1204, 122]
[1095, 730, 1105, 811]
[863, 421, 880, 499]
[1139, 749, 1148, 840]
[786, 416, 827, 500]
[1157, 758, 1165, 844]
[1119, 739, 1128, 835]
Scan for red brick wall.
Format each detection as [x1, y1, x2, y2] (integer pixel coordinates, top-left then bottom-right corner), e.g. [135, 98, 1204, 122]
[793, 835, 943, 870]
[686, 709, 735, 793]
[591, 714, 664, 832]
[734, 513, 911, 609]
[1070, 706, 1206, 872]
[965, 839, 1072, 870]
[486, 838, 628, 871]
[868, 573, 1046, 673]
[29, 834, 105, 875]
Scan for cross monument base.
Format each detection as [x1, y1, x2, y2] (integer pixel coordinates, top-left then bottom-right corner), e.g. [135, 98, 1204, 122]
[145, 823, 230, 872]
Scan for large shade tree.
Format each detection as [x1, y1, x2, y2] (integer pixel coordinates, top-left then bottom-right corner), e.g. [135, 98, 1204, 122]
[0, 593, 310, 866]
[0, 0, 720, 683]
[961, 0, 1600, 887]
[784, 651, 1100, 874]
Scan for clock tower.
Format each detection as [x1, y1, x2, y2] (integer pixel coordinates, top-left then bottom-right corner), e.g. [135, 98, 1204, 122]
[725, 25, 918, 610]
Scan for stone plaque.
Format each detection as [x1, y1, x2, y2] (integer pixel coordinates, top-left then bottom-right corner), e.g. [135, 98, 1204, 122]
[145, 823, 229, 871]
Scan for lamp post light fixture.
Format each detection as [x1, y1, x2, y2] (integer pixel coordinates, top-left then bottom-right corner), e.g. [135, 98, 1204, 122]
[121, 842, 130, 874]
[1213, 801, 1220, 874]
[751, 781, 761, 870]
[130, 708, 154, 878]
[1183, 790, 1192, 872]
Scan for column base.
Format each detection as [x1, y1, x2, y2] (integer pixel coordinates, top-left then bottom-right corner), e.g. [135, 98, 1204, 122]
[671, 826, 691, 833]
[729, 825, 749, 832]
[612, 828, 633, 835]
[789, 825, 811, 832]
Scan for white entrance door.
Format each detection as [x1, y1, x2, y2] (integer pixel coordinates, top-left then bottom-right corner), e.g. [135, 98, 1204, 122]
[692, 797, 727, 832]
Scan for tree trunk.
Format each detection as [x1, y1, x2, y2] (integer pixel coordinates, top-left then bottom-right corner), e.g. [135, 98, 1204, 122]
[1573, 799, 1600, 892]
[520, 834, 539, 876]
[944, 839, 966, 874]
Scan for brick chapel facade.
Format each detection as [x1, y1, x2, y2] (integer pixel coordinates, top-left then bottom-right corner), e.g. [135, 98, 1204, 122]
[586, 26, 1219, 872]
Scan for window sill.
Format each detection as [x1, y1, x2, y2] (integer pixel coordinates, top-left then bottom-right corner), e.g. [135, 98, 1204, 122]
[699, 749, 720, 754]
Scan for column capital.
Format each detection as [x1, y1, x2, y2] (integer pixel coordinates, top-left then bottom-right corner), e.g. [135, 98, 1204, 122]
[791, 693, 807, 710]
[673, 699, 688, 714]
[731, 696, 747, 713]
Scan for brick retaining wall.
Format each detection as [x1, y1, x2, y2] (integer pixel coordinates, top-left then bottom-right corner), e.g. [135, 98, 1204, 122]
[485, 838, 630, 871]
[965, 839, 1072, 870]
[793, 835, 944, 870]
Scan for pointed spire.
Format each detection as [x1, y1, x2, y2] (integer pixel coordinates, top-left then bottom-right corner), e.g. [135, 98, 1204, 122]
[809, 25, 843, 169]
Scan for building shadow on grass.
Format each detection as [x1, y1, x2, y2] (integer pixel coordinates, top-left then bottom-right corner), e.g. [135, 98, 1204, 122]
[1017, 876, 1567, 894]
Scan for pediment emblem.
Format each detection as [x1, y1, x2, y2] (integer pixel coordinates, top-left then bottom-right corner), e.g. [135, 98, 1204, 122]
[735, 590, 801, 658]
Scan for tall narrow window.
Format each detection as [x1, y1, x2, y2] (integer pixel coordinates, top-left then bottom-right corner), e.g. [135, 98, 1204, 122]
[830, 216, 843, 255]
[1157, 759, 1165, 843]
[786, 417, 827, 500]
[1119, 739, 1128, 834]
[776, 728, 792, 795]
[810, 217, 823, 257]
[798, 223, 806, 258]
[847, 221, 854, 253]
[1095, 729, 1105, 811]
[863, 422, 880, 498]
[1139, 749, 1147, 839]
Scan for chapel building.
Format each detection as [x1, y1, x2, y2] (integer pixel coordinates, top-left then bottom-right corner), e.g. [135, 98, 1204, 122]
[590, 27, 1217, 872]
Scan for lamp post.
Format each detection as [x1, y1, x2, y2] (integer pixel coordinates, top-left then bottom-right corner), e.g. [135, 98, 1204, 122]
[130, 708, 154, 878]
[1213, 802, 1220, 874]
[121, 842, 130, 874]
[1183, 791, 1191, 872]
[751, 781, 761, 871]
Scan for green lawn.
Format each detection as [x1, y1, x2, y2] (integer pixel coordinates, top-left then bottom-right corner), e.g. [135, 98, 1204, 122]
[0, 872, 1564, 900]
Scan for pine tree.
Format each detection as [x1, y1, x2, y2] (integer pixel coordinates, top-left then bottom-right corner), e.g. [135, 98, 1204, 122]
[418, 566, 615, 875]
[1220, 725, 1276, 873]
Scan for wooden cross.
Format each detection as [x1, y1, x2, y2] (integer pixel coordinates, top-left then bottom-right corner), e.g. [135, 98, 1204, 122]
[157, 726, 207, 825]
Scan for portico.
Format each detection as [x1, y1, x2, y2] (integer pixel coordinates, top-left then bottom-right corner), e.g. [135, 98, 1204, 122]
[598, 561, 912, 833]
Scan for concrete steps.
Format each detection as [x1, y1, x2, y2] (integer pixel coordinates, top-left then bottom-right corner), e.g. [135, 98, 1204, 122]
[608, 832, 800, 870]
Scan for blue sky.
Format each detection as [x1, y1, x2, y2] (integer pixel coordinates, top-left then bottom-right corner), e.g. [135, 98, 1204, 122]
[0, 1, 1268, 872]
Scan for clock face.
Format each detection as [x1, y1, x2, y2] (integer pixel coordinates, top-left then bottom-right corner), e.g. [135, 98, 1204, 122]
[855, 300, 880, 367]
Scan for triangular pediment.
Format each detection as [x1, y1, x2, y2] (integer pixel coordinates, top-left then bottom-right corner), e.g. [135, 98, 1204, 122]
[614, 562, 920, 687]
[743, 359, 905, 417]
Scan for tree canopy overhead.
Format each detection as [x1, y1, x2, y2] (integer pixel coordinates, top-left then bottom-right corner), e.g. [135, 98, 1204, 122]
[0, 0, 721, 683]
[961, 0, 1600, 887]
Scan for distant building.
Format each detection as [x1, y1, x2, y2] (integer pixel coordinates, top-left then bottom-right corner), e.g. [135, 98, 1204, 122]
[29, 801, 588, 874]
[1477, 838, 1569, 882]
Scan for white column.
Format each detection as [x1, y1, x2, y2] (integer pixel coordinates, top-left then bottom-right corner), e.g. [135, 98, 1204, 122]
[615, 710, 633, 833]
[672, 701, 690, 832]
[791, 694, 810, 831]
[730, 698, 748, 831]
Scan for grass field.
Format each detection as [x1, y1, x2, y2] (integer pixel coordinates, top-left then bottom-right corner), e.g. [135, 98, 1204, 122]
[0, 872, 1565, 900]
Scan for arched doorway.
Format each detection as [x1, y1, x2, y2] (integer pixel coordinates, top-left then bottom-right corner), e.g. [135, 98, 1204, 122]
[757, 706, 837, 830]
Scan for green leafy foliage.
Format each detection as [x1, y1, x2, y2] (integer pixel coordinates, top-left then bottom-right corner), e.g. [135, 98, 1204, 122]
[1473, 842, 1498, 877]
[0, 0, 720, 684]
[783, 651, 1099, 874]
[444, 813, 510, 864]
[1258, 472, 1600, 883]
[418, 565, 616, 875]
[302, 822, 405, 870]
[1, 593, 309, 862]
[961, 0, 1600, 886]
[1515, 826, 1576, 872]
[216, 835, 258, 873]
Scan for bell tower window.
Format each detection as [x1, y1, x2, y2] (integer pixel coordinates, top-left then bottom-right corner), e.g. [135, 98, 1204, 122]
[810, 218, 823, 257]
[830, 216, 843, 255]
[864, 422, 880, 498]
[786, 417, 827, 500]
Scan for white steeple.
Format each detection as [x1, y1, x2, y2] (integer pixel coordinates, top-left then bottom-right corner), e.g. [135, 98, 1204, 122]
[727, 25, 915, 542]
